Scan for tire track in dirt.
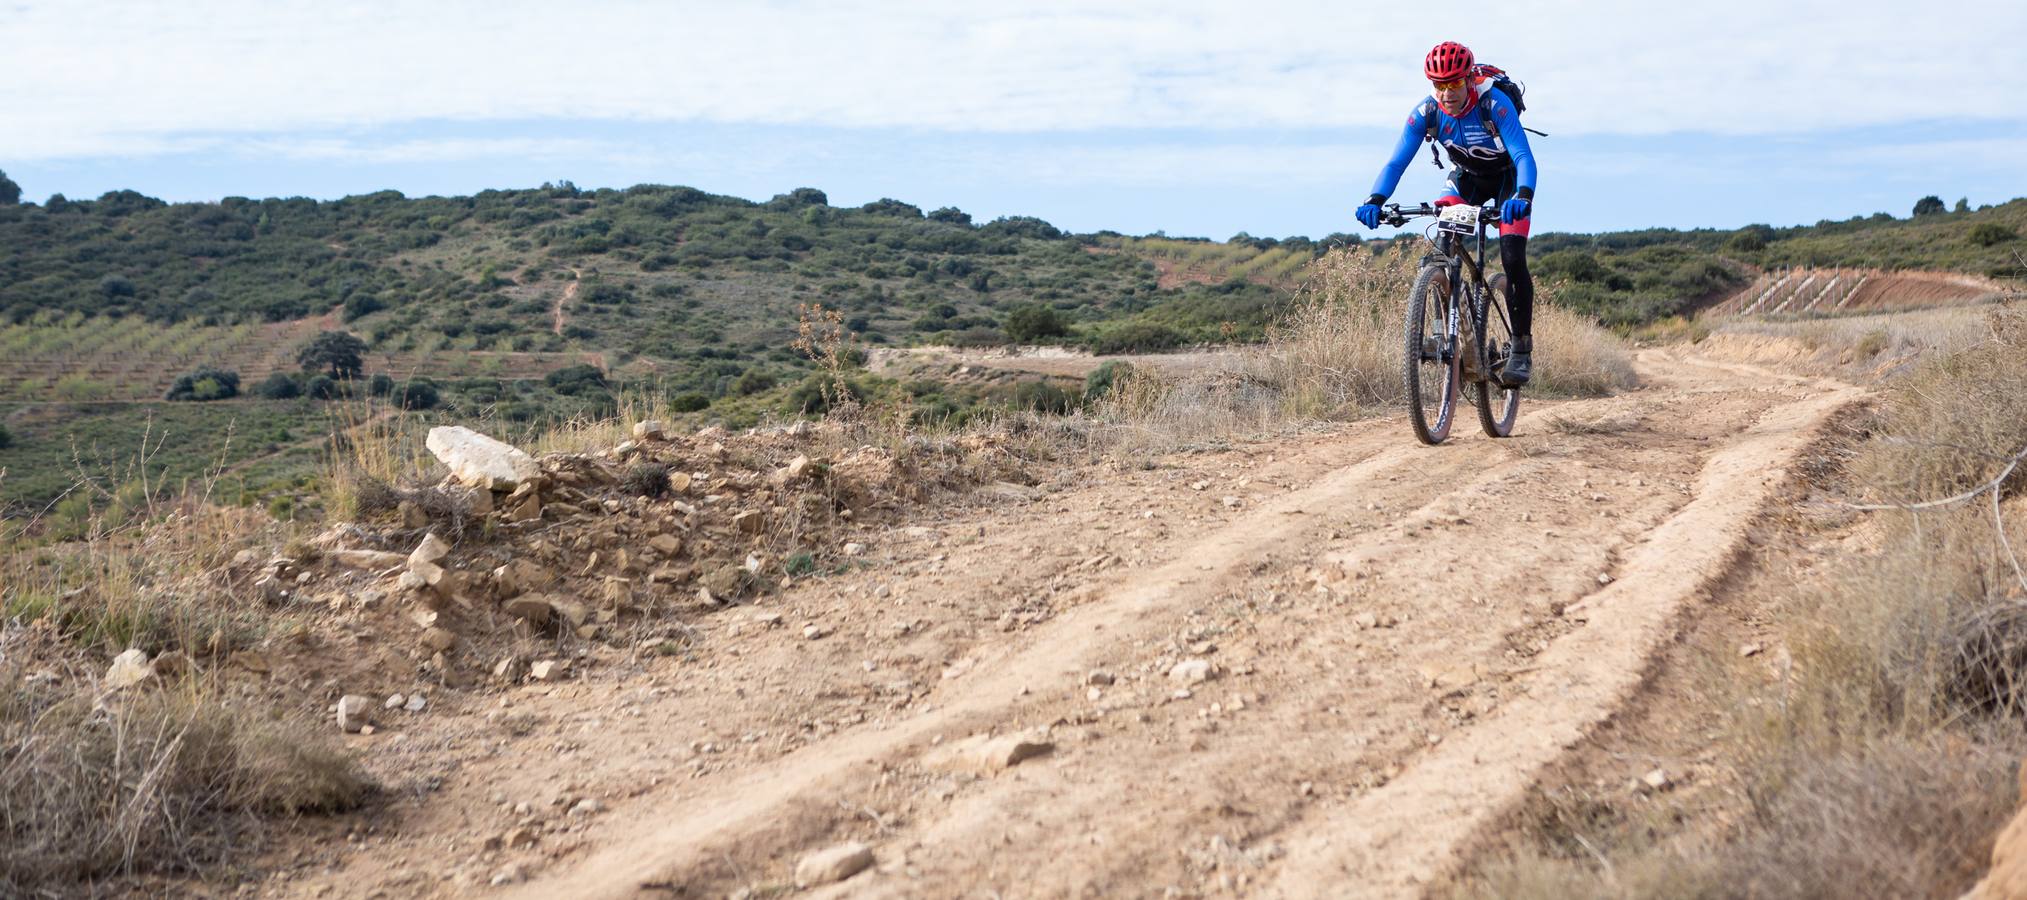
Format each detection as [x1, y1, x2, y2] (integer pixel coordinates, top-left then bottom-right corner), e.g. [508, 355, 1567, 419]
[486, 350, 1863, 899]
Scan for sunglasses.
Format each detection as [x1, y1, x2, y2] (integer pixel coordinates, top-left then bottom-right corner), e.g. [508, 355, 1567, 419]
[1431, 77, 1468, 91]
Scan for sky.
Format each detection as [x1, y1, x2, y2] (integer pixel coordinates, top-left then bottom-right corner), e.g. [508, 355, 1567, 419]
[4, 1, 2025, 238]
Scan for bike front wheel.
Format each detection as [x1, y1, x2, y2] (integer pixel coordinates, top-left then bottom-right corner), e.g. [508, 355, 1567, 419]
[1403, 265, 1460, 445]
[1476, 273, 1521, 437]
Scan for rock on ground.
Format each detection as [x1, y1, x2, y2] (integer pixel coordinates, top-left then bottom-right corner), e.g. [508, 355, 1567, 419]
[337, 695, 372, 733]
[426, 426, 539, 489]
[795, 842, 874, 888]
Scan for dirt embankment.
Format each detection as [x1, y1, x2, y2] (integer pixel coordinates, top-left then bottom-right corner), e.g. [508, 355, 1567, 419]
[232, 347, 1865, 899]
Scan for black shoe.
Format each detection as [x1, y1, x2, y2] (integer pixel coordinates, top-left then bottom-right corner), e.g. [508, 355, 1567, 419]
[1501, 337, 1533, 387]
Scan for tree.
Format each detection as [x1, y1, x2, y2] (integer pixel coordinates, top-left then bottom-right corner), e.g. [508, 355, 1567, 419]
[1913, 195, 1946, 217]
[1956, 197, 1971, 213]
[1003, 304, 1070, 342]
[0, 168, 19, 206]
[297, 331, 368, 380]
[0, 422, 14, 449]
[928, 206, 972, 226]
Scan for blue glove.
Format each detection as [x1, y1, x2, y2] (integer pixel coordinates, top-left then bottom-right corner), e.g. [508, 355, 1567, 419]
[1500, 197, 1531, 224]
[1356, 203, 1384, 230]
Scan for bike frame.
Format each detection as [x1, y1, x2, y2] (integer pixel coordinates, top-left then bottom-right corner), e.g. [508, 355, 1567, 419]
[1384, 203, 1512, 384]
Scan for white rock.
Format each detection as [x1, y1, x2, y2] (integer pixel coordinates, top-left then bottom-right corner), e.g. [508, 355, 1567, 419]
[425, 426, 540, 489]
[567, 798, 604, 817]
[104, 648, 153, 691]
[795, 842, 875, 887]
[804, 625, 830, 640]
[404, 693, 428, 713]
[1221, 495, 1242, 509]
[632, 420, 666, 440]
[384, 693, 406, 710]
[1597, 572, 1615, 585]
[1169, 659, 1215, 684]
[490, 863, 525, 886]
[337, 695, 372, 733]
[530, 660, 562, 681]
[410, 532, 451, 566]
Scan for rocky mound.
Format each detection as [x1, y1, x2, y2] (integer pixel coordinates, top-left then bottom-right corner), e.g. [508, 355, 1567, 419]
[189, 419, 1032, 726]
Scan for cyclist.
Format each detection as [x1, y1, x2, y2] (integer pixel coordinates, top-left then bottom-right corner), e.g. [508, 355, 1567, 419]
[1355, 41, 1537, 385]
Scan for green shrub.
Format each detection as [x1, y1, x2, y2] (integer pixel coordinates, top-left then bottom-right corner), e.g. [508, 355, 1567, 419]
[670, 392, 710, 412]
[164, 367, 240, 401]
[368, 373, 395, 397]
[1968, 223, 2017, 247]
[394, 380, 439, 410]
[544, 363, 608, 396]
[0, 422, 13, 449]
[1089, 323, 1185, 354]
[304, 375, 339, 400]
[254, 372, 301, 399]
[1003, 304, 1070, 342]
[1084, 360, 1138, 400]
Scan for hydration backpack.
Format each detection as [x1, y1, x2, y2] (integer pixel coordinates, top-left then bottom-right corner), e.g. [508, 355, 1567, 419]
[1424, 63, 1546, 170]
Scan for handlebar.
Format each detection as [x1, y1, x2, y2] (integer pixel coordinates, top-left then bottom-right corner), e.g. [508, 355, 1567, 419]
[1379, 202, 1499, 229]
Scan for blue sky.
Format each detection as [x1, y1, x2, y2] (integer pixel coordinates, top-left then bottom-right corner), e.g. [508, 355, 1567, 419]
[5, 1, 2025, 238]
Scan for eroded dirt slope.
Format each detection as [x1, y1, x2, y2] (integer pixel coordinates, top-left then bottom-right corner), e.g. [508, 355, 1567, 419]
[275, 349, 1861, 899]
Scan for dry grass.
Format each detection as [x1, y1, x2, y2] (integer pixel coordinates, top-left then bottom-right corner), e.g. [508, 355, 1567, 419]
[1265, 250, 1637, 416]
[1458, 307, 2027, 900]
[0, 672, 368, 892]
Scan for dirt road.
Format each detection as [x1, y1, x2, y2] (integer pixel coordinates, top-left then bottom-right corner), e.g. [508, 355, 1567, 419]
[295, 348, 1862, 898]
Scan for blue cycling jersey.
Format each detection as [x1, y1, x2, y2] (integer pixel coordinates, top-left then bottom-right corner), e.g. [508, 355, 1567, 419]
[1369, 86, 1536, 201]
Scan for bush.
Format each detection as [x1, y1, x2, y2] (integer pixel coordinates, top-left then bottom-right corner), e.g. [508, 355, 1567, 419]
[1084, 360, 1138, 401]
[1089, 323, 1186, 355]
[670, 392, 710, 412]
[164, 367, 240, 402]
[368, 373, 395, 397]
[1003, 304, 1070, 342]
[1968, 223, 2017, 247]
[0, 422, 12, 449]
[254, 372, 301, 399]
[544, 363, 608, 396]
[1913, 195, 1946, 216]
[0, 685, 367, 892]
[303, 374, 339, 400]
[394, 380, 439, 410]
[1010, 380, 1077, 414]
[341, 292, 384, 321]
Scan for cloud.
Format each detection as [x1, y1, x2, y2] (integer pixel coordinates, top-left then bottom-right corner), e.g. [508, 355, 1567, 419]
[3, 0, 2024, 162]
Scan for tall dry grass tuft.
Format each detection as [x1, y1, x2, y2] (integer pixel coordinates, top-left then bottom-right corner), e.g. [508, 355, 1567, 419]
[1265, 248, 1637, 415]
[0, 674, 368, 892]
[1267, 250, 1418, 418]
[3, 458, 369, 891]
[1530, 296, 1640, 398]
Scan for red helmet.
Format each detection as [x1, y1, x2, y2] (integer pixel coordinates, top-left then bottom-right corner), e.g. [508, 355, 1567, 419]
[1424, 41, 1475, 82]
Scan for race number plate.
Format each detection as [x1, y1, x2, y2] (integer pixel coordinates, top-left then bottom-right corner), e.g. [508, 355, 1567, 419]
[1437, 204, 1481, 234]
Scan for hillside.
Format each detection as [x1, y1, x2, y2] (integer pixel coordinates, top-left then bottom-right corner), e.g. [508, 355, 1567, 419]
[2, 182, 2022, 518]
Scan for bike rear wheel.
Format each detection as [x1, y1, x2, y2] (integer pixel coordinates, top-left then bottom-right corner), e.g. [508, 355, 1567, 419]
[1403, 265, 1460, 445]
[1475, 273, 1521, 437]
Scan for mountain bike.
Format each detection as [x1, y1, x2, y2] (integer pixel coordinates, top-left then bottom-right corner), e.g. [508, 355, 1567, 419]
[1380, 201, 1521, 445]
